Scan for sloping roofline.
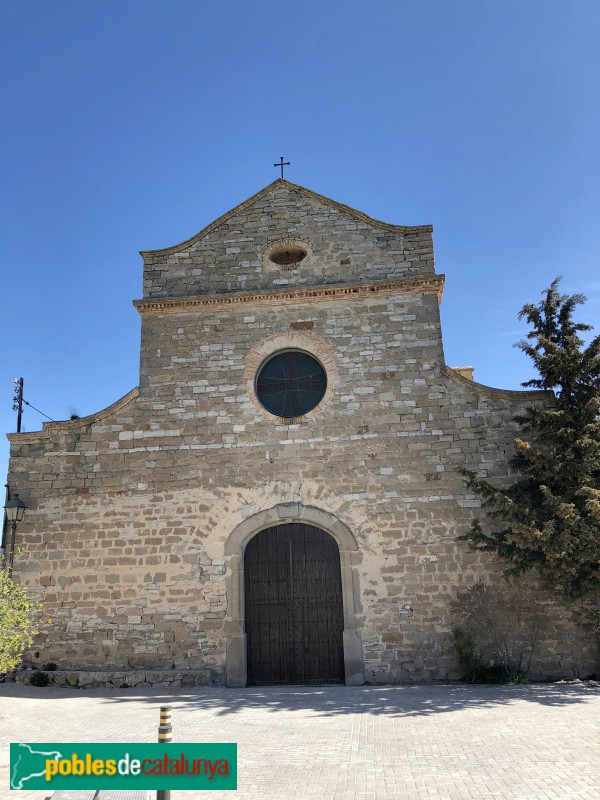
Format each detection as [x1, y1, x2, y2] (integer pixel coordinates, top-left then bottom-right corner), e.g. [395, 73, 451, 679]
[445, 366, 554, 402]
[6, 387, 139, 443]
[140, 179, 433, 257]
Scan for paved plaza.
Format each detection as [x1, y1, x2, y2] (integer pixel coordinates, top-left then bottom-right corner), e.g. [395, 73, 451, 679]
[0, 682, 599, 800]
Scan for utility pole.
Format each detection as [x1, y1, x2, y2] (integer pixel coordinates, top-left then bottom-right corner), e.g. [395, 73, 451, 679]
[13, 378, 24, 433]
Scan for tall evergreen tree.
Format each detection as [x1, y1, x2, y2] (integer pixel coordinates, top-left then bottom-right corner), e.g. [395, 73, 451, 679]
[460, 278, 600, 600]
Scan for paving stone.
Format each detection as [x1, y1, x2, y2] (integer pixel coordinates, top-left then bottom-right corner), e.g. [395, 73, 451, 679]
[1, 683, 600, 800]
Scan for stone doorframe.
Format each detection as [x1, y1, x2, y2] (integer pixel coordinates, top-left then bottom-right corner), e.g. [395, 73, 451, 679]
[224, 503, 365, 687]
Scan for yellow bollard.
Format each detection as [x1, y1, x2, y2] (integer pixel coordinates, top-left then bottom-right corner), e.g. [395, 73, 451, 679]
[157, 705, 172, 800]
[158, 705, 172, 743]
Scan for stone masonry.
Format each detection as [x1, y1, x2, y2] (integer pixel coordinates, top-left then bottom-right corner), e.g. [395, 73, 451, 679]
[5, 180, 594, 684]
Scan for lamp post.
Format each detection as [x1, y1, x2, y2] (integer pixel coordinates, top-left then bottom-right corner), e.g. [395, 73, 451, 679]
[4, 494, 26, 578]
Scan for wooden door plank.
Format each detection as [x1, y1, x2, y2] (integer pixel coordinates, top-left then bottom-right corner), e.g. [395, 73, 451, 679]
[245, 523, 344, 685]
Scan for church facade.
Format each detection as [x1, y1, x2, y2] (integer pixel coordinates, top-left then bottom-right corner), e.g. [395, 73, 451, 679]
[7, 180, 592, 685]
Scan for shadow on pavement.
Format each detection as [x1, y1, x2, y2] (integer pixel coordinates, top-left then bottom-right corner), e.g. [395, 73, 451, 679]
[1, 681, 598, 718]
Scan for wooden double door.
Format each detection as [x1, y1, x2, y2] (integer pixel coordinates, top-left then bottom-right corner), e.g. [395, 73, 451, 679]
[244, 523, 345, 685]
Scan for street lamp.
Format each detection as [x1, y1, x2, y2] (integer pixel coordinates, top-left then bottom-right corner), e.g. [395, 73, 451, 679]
[4, 494, 26, 578]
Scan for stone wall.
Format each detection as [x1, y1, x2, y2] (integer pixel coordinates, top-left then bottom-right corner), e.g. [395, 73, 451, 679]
[141, 181, 435, 299]
[14, 669, 214, 689]
[6, 181, 594, 683]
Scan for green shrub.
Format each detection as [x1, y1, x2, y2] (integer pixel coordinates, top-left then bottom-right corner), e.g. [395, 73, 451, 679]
[30, 671, 49, 687]
[0, 570, 43, 673]
[42, 662, 58, 671]
[449, 580, 541, 681]
[452, 629, 529, 684]
[453, 628, 485, 683]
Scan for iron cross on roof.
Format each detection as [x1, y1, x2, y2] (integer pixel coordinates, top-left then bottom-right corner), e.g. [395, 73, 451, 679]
[274, 156, 290, 178]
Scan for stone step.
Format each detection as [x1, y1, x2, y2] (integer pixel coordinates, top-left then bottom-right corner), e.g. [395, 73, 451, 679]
[97, 793, 152, 799]
[48, 792, 151, 799]
[46, 793, 97, 800]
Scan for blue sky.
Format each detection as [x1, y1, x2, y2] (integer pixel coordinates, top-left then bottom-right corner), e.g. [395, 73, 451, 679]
[1, 0, 599, 483]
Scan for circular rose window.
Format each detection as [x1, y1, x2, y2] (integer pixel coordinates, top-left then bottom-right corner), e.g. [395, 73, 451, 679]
[255, 351, 327, 419]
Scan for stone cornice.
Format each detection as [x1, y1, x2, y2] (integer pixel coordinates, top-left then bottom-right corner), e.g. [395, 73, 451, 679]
[6, 388, 140, 443]
[140, 179, 433, 257]
[445, 366, 554, 403]
[133, 275, 445, 316]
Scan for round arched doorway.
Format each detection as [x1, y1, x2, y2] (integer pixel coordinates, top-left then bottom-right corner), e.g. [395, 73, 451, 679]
[244, 523, 344, 685]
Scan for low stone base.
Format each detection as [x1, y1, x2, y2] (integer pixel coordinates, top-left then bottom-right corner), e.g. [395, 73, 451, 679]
[15, 668, 217, 689]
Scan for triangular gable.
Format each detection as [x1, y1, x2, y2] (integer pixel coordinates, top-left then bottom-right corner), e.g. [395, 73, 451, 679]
[140, 179, 432, 257]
